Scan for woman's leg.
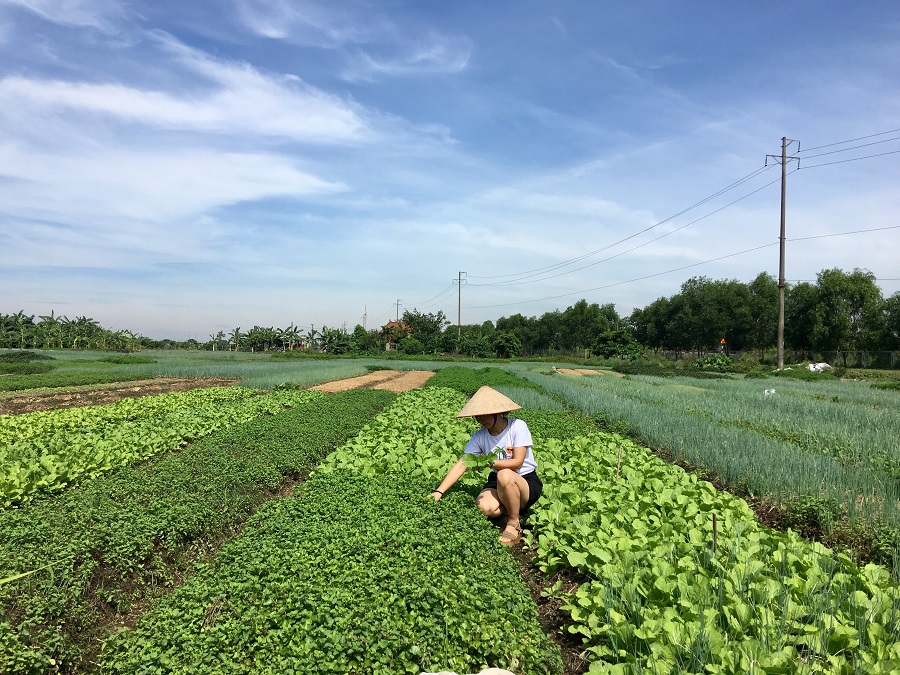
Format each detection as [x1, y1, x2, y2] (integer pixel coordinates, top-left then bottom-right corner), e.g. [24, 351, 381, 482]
[496, 469, 530, 537]
[476, 489, 504, 518]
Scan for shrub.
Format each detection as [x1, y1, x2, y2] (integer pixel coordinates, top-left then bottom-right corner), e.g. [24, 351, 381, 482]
[732, 353, 761, 374]
[397, 336, 424, 355]
[0, 350, 54, 363]
[98, 355, 157, 364]
[691, 353, 734, 372]
[0, 362, 54, 375]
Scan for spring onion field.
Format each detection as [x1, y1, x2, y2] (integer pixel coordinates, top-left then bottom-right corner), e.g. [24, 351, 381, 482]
[1, 352, 898, 674]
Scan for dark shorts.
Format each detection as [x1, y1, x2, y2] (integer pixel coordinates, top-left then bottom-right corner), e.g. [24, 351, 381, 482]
[481, 470, 543, 511]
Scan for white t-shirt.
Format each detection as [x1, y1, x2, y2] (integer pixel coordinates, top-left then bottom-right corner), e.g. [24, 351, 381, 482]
[464, 417, 537, 476]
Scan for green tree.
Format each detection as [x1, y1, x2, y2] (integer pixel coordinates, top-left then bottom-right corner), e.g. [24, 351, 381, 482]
[810, 268, 883, 354]
[397, 336, 424, 355]
[491, 331, 522, 358]
[228, 327, 243, 352]
[882, 292, 900, 350]
[784, 282, 817, 355]
[401, 309, 449, 353]
[592, 329, 644, 360]
[458, 333, 492, 358]
[746, 272, 778, 356]
[559, 300, 611, 351]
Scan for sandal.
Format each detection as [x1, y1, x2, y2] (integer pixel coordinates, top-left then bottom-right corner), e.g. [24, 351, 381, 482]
[499, 523, 522, 546]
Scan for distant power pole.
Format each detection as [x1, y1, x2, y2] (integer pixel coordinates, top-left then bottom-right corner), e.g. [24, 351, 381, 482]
[362, 305, 367, 330]
[394, 299, 402, 322]
[766, 137, 800, 371]
[456, 271, 467, 338]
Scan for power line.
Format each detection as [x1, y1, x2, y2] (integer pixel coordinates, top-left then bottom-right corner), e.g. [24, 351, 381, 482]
[463, 222, 898, 312]
[414, 285, 458, 311]
[797, 135, 900, 161]
[467, 164, 774, 282]
[799, 148, 900, 169]
[790, 224, 900, 242]
[468, 170, 788, 288]
[466, 242, 779, 310]
[800, 127, 900, 153]
[408, 282, 456, 309]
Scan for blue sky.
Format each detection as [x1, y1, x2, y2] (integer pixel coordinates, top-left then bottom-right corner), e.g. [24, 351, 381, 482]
[1, 1, 898, 341]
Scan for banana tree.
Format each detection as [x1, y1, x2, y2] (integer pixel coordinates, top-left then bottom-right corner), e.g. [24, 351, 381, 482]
[303, 328, 319, 351]
[228, 327, 243, 352]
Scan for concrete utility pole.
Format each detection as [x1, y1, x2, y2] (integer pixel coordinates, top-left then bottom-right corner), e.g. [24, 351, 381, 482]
[766, 137, 800, 371]
[394, 299, 402, 322]
[456, 271, 467, 339]
[362, 305, 367, 330]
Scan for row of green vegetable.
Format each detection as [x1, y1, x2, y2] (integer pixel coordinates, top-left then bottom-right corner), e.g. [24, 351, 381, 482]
[101, 386, 566, 674]
[529, 433, 900, 673]
[0, 386, 322, 507]
[0, 388, 396, 674]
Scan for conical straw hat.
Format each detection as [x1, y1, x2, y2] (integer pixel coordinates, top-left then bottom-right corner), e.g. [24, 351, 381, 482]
[456, 386, 522, 418]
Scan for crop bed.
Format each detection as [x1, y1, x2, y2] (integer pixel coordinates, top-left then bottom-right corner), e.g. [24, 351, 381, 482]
[101, 386, 564, 674]
[0, 389, 395, 673]
[0, 386, 322, 507]
[530, 434, 900, 673]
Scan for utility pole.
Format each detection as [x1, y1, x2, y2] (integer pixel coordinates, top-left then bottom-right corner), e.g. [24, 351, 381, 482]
[394, 299, 402, 322]
[456, 271, 467, 339]
[362, 305, 367, 331]
[766, 137, 800, 371]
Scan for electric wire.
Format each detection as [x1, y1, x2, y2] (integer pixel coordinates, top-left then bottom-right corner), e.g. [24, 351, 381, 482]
[466, 164, 774, 281]
[413, 285, 459, 311]
[790, 224, 900, 242]
[408, 282, 456, 309]
[795, 135, 900, 161]
[468, 170, 788, 288]
[466, 242, 779, 310]
[800, 128, 900, 153]
[799, 148, 900, 169]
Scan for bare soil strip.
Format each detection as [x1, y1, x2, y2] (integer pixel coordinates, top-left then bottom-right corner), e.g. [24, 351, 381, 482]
[371, 370, 435, 391]
[554, 368, 623, 377]
[0, 377, 238, 415]
[311, 370, 435, 393]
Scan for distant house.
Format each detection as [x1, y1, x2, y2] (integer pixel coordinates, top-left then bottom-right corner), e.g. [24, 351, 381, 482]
[382, 321, 411, 351]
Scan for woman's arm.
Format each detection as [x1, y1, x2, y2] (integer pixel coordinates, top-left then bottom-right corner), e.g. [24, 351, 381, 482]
[431, 458, 468, 500]
[491, 446, 526, 472]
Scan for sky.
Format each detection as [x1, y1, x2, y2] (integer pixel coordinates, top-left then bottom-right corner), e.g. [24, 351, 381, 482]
[1, 1, 898, 341]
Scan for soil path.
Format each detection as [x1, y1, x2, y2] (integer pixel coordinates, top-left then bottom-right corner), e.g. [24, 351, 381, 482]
[1, 370, 435, 415]
[0, 378, 238, 415]
[311, 370, 435, 393]
[554, 367, 624, 377]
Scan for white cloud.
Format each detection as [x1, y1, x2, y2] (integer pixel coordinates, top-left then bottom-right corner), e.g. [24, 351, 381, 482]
[346, 33, 472, 81]
[0, 42, 368, 143]
[233, 0, 375, 46]
[0, 142, 344, 227]
[1, 0, 124, 31]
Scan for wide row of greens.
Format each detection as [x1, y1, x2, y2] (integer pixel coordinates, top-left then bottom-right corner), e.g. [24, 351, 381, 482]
[520, 367, 900, 569]
[529, 433, 900, 673]
[0, 386, 323, 507]
[0, 389, 395, 673]
[101, 386, 565, 674]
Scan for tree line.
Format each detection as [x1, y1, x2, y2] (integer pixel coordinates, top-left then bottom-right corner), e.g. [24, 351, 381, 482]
[3, 267, 898, 360]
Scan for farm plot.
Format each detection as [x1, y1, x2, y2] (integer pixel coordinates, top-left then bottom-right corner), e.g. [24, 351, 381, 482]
[526, 371, 900, 533]
[100, 387, 564, 674]
[530, 433, 900, 674]
[0, 389, 396, 673]
[0, 386, 322, 507]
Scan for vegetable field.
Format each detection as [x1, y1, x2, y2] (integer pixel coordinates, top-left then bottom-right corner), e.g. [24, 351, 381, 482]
[1, 357, 898, 674]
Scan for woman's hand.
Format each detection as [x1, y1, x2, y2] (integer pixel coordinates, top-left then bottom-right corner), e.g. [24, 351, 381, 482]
[431, 490, 443, 501]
